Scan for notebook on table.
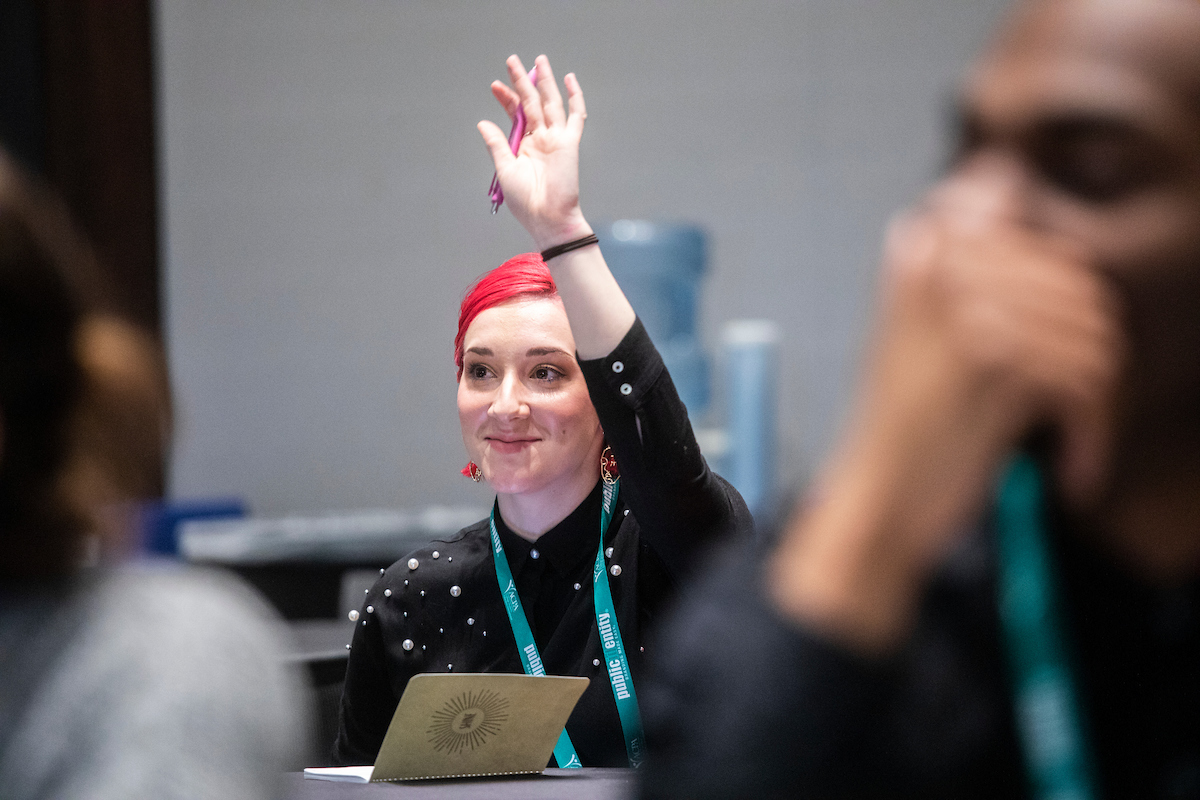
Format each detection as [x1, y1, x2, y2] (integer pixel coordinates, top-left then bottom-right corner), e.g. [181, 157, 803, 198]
[304, 673, 589, 782]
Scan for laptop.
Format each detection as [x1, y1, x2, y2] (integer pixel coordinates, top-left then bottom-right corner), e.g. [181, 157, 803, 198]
[304, 673, 589, 782]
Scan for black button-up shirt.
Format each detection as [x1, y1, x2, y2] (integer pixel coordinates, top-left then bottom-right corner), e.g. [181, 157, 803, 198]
[333, 318, 753, 767]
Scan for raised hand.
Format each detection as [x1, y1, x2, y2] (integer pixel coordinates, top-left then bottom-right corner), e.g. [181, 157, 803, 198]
[478, 55, 592, 250]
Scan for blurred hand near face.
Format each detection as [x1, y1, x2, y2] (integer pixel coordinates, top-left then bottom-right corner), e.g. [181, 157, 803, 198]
[769, 178, 1125, 652]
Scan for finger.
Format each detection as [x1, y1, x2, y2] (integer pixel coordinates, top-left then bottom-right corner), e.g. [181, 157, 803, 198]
[533, 55, 567, 127]
[927, 174, 1014, 233]
[936, 229, 1124, 349]
[951, 258, 1122, 354]
[883, 213, 939, 273]
[1009, 288, 1123, 425]
[1033, 320, 1123, 508]
[490, 81, 521, 121]
[478, 120, 516, 172]
[506, 54, 545, 131]
[1054, 381, 1117, 509]
[956, 285, 1123, 401]
[1008, 283, 1122, 356]
[877, 212, 945, 312]
[565, 72, 588, 139]
[1027, 333, 1121, 407]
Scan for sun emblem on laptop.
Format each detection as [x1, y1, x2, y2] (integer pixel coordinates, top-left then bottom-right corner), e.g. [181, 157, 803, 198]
[427, 690, 511, 754]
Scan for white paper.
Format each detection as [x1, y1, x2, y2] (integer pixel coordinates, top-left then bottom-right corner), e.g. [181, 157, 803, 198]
[302, 766, 375, 783]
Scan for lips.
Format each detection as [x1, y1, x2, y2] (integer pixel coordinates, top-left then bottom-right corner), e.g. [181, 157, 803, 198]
[484, 436, 540, 455]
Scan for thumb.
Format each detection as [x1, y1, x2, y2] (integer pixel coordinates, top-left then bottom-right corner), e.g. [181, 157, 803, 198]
[478, 120, 515, 172]
[1054, 393, 1115, 510]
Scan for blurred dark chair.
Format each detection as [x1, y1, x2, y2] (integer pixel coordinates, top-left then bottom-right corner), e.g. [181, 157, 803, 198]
[287, 619, 356, 764]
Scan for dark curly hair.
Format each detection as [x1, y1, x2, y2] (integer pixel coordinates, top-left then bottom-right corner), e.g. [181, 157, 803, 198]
[0, 153, 96, 579]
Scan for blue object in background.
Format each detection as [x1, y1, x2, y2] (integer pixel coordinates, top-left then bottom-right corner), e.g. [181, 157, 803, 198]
[597, 220, 780, 516]
[598, 221, 710, 417]
[720, 320, 780, 516]
[140, 497, 247, 555]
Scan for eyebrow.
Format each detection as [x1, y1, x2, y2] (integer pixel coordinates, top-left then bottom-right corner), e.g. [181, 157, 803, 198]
[463, 346, 573, 358]
[954, 97, 1157, 144]
[526, 347, 572, 357]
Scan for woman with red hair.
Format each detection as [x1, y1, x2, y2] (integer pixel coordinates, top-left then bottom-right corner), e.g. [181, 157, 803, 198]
[333, 55, 752, 769]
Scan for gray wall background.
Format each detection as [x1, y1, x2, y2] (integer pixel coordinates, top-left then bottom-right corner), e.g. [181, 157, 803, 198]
[156, 0, 1012, 516]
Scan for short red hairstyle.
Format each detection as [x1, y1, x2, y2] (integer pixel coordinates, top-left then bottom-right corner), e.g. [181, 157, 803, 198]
[454, 252, 558, 380]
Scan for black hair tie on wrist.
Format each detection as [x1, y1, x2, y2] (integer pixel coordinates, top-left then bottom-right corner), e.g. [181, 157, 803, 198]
[540, 234, 599, 262]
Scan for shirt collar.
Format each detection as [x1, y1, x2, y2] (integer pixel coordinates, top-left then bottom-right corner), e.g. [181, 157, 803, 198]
[492, 480, 611, 575]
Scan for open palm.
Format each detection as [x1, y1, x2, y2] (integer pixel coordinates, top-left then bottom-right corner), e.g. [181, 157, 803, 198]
[478, 55, 591, 249]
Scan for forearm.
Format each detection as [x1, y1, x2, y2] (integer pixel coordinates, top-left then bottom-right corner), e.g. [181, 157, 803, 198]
[767, 443, 929, 655]
[580, 319, 750, 573]
[538, 224, 636, 361]
[478, 55, 636, 360]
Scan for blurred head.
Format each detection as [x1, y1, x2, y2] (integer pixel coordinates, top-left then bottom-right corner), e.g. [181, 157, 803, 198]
[0, 154, 90, 579]
[946, 0, 1200, 465]
[62, 315, 172, 555]
[455, 255, 604, 496]
[0, 152, 170, 580]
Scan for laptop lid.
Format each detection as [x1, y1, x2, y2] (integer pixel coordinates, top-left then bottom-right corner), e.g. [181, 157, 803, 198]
[371, 673, 589, 781]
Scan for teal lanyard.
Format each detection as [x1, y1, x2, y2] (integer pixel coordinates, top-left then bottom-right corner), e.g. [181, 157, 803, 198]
[994, 455, 1097, 800]
[489, 479, 646, 768]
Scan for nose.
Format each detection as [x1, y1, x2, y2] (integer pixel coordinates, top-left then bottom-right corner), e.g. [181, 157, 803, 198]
[488, 372, 530, 421]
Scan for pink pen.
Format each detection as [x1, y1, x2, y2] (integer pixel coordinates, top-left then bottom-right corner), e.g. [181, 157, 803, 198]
[488, 65, 538, 213]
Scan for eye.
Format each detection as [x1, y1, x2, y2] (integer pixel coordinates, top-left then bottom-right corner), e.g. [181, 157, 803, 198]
[468, 363, 492, 380]
[1033, 121, 1163, 204]
[532, 365, 563, 382]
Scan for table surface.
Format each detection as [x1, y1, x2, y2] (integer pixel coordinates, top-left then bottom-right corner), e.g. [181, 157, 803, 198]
[283, 768, 637, 800]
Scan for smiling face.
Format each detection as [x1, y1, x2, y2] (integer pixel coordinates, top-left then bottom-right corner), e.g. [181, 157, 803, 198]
[947, 0, 1200, 468]
[457, 296, 604, 498]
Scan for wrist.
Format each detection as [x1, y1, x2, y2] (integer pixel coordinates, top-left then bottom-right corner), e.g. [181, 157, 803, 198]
[767, 454, 928, 654]
[530, 214, 593, 253]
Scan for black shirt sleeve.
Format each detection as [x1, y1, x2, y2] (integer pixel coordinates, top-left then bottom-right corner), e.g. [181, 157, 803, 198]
[578, 318, 754, 578]
[330, 583, 394, 766]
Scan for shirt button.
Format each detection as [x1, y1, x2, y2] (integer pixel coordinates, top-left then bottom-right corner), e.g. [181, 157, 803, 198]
[620, 383, 632, 395]
[530, 549, 540, 559]
[611, 361, 624, 373]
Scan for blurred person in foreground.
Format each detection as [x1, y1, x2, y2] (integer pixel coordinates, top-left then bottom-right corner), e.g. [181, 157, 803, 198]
[0, 152, 307, 800]
[641, 0, 1200, 797]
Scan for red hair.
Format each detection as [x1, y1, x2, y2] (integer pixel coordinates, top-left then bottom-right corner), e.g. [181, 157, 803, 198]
[454, 252, 558, 380]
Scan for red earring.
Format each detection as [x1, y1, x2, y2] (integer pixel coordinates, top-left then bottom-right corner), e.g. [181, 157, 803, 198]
[462, 461, 482, 482]
[600, 446, 619, 485]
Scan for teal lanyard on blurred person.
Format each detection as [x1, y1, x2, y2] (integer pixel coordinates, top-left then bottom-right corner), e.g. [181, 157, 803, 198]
[994, 455, 1098, 800]
[489, 479, 646, 769]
